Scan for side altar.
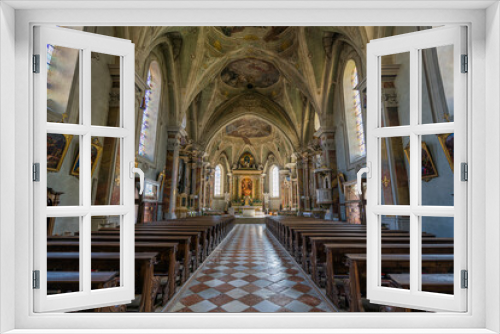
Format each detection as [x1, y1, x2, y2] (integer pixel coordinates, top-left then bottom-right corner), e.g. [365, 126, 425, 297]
[230, 152, 264, 216]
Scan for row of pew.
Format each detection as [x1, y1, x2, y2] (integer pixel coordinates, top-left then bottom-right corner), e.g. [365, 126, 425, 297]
[265, 216, 454, 312]
[47, 215, 235, 312]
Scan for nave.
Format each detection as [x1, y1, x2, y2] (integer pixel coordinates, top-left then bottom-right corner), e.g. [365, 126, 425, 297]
[167, 223, 334, 312]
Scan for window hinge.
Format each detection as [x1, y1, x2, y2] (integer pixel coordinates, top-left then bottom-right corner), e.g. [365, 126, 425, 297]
[461, 162, 468, 181]
[33, 54, 40, 73]
[33, 270, 40, 289]
[461, 270, 468, 289]
[33, 163, 40, 182]
[461, 54, 468, 73]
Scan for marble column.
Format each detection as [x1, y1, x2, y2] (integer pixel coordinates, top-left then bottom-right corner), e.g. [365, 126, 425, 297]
[302, 154, 310, 211]
[318, 128, 339, 219]
[163, 129, 181, 219]
[195, 154, 204, 214]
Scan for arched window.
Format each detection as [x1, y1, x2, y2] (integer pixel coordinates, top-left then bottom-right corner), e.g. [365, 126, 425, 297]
[214, 165, 222, 196]
[271, 166, 280, 197]
[343, 59, 366, 163]
[138, 61, 162, 162]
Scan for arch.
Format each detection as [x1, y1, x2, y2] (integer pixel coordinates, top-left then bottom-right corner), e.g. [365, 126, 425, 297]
[342, 59, 366, 164]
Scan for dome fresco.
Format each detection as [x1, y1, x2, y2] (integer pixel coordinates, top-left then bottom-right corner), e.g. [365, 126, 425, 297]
[225, 117, 273, 139]
[221, 58, 280, 89]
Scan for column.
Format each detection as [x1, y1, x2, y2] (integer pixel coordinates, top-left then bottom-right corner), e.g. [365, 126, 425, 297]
[195, 154, 204, 214]
[162, 129, 181, 219]
[296, 158, 304, 215]
[302, 154, 310, 211]
[260, 173, 266, 211]
[318, 128, 339, 219]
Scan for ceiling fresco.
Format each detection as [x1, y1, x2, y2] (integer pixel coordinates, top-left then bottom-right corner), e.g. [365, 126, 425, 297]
[225, 117, 273, 139]
[221, 58, 280, 89]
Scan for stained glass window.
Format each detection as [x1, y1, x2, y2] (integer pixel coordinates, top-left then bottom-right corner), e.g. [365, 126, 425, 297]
[271, 166, 279, 197]
[214, 165, 222, 196]
[343, 59, 366, 163]
[138, 61, 162, 161]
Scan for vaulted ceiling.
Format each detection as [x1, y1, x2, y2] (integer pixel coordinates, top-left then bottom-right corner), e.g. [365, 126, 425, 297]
[113, 26, 382, 166]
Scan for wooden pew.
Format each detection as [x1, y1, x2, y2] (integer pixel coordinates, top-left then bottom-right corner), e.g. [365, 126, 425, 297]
[47, 241, 178, 301]
[344, 253, 454, 312]
[48, 252, 158, 312]
[308, 236, 453, 284]
[387, 273, 454, 294]
[324, 243, 454, 308]
[47, 271, 124, 312]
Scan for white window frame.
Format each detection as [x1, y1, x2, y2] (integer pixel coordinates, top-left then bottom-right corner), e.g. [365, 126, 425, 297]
[1, 2, 498, 333]
[271, 165, 280, 198]
[214, 164, 222, 196]
[365, 26, 467, 312]
[33, 26, 136, 312]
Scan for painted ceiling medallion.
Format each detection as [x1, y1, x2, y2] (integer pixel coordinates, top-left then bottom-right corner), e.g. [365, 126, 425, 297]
[226, 117, 273, 139]
[221, 58, 280, 89]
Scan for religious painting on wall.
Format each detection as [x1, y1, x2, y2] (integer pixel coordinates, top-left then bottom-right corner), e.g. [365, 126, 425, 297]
[437, 133, 454, 172]
[241, 177, 253, 205]
[404, 141, 439, 181]
[238, 152, 256, 169]
[47, 133, 73, 172]
[70, 138, 103, 177]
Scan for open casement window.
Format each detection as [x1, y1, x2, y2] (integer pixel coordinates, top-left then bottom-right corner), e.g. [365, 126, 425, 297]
[365, 26, 467, 312]
[33, 26, 139, 312]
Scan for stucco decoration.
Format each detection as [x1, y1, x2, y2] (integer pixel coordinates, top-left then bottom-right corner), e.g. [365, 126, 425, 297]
[221, 58, 280, 89]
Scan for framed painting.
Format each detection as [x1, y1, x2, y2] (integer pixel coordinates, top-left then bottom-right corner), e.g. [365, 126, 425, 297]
[47, 133, 73, 172]
[404, 141, 439, 182]
[437, 133, 454, 172]
[70, 138, 103, 176]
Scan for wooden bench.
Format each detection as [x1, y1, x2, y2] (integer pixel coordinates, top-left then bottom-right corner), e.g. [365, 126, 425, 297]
[48, 252, 159, 312]
[344, 253, 454, 312]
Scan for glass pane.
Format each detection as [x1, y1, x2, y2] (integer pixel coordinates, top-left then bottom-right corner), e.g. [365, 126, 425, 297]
[421, 45, 454, 124]
[421, 216, 454, 295]
[380, 136, 410, 205]
[381, 215, 411, 290]
[47, 216, 81, 294]
[47, 133, 79, 206]
[91, 52, 121, 127]
[380, 52, 410, 127]
[47, 45, 80, 124]
[91, 216, 121, 291]
[91, 137, 120, 205]
[421, 135, 454, 206]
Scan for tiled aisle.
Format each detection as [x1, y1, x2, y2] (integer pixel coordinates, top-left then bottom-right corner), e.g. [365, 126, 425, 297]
[166, 224, 335, 312]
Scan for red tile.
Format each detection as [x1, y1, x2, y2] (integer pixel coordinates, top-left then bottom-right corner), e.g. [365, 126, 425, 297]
[180, 294, 204, 307]
[267, 294, 294, 306]
[276, 307, 293, 312]
[238, 294, 264, 306]
[208, 307, 227, 312]
[218, 275, 237, 282]
[203, 269, 219, 275]
[309, 307, 326, 312]
[189, 283, 211, 293]
[287, 275, 305, 282]
[298, 294, 322, 306]
[240, 284, 261, 293]
[196, 275, 215, 283]
[242, 307, 259, 312]
[214, 283, 236, 293]
[292, 283, 312, 293]
[177, 307, 193, 312]
[241, 275, 259, 282]
[285, 269, 299, 275]
[209, 294, 235, 306]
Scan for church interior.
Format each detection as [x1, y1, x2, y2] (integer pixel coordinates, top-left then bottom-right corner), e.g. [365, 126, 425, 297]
[45, 26, 455, 313]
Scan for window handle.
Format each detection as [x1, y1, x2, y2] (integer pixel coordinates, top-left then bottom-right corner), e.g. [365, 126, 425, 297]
[356, 162, 371, 196]
[130, 162, 145, 195]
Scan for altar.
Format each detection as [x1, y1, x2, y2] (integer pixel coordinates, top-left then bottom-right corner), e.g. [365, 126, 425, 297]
[242, 206, 257, 217]
[230, 152, 264, 212]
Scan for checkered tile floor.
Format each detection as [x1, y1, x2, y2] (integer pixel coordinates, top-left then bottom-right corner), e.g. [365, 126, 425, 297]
[166, 224, 335, 312]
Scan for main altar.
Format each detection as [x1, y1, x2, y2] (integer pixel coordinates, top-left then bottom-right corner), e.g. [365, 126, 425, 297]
[230, 152, 263, 216]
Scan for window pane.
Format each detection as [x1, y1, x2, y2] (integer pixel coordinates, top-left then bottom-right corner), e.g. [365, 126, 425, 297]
[91, 137, 120, 206]
[138, 61, 162, 161]
[380, 136, 410, 205]
[47, 44, 80, 124]
[380, 52, 410, 127]
[91, 216, 121, 291]
[421, 135, 453, 206]
[272, 166, 279, 197]
[381, 215, 411, 290]
[214, 165, 221, 196]
[47, 133, 79, 207]
[47, 216, 81, 294]
[421, 45, 454, 124]
[421, 216, 454, 295]
[91, 52, 121, 127]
